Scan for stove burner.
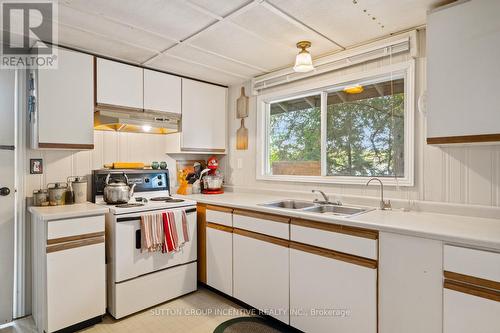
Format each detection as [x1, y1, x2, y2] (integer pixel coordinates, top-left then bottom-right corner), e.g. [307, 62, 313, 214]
[150, 197, 185, 203]
[115, 203, 145, 208]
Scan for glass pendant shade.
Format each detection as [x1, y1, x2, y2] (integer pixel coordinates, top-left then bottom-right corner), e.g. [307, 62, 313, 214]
[293, 41, 314, 73]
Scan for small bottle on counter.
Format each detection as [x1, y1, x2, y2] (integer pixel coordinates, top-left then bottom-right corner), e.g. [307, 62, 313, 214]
[65, 177, 75, 205]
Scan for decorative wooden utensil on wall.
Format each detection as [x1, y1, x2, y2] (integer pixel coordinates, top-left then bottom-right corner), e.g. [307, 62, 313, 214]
[236, 87, 249, 150]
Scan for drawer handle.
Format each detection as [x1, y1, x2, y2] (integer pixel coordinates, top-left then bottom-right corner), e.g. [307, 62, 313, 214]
[46, 236, 104, 253]
[136, 230, 141, 249]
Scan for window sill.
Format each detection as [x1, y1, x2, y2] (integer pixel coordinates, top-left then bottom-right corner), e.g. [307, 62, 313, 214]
[256, 174, 414, 187]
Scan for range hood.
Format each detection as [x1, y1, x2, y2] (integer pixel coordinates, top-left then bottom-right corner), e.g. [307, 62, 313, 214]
[94, 107, 180, 134]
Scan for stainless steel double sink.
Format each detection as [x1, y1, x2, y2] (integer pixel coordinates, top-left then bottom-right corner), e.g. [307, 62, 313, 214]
[259, 199, 372, 217]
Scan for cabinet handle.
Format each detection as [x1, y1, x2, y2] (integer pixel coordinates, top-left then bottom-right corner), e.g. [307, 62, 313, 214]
[136, 230, 141, 249]
[46, 236, 104, 253]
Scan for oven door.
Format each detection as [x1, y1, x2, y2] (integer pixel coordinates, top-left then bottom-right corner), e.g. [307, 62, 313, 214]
[113, 207, 197, 283]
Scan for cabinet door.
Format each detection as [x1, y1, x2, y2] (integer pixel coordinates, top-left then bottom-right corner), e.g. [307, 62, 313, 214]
[143, 69, 181, 114]
[206, 226, 232, 296]
[181, 79, 227, 151]
[444, 289, 500, 333]
[46, 241, 105, 332]
[96, 58, 143, 110]
[233, 232, 289, 324]
[290, 248, 377, 333]
[37, 48, 93, 148]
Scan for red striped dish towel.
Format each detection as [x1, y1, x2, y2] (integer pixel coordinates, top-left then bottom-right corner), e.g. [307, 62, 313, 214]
[162, 210, 190, 253]
[140, 213, 164, 252]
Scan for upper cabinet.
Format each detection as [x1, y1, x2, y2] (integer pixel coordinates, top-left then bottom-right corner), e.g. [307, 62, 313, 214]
[32, 47, 94, 149]
[143, 69, 181, 114]
[181, 79, 227, 152]
[427, 1, 500, 145]
[96, 58, 143, 110]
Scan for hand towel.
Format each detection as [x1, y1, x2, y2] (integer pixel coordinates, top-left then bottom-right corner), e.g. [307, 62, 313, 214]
[141, 213, 164, 252]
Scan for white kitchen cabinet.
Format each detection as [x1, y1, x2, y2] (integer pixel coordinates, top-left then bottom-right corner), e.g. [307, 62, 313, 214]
[233, 232, 289, 324]
[30, 207, 107, 333]
[427, 0, 500, 144]
[443, 287, 500, 333]
[206, 225, 233, 296]
[290, 247, 377, 333]
[143, 69, 181, 114]
[378, 232, 443, 333]
[181, 79, 227, 152]
[96, 58, 143, 110]
[33, 47, 94, 149]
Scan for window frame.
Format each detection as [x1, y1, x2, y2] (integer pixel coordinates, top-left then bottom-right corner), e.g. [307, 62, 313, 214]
[256, 60, 415, 186]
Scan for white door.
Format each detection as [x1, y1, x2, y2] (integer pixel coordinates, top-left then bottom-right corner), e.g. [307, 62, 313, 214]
[0, 69, 16, 324]
[206, 227, 233, 296]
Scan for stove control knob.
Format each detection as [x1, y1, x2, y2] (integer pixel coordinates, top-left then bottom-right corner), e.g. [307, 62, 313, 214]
[158, 181, 163, 186]
[157, 175, 162, 180]
[144, 178, 150, 183]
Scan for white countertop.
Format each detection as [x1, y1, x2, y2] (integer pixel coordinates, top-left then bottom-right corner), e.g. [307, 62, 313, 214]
[29, 202, 109, 220]
[180, 192, 500, 250]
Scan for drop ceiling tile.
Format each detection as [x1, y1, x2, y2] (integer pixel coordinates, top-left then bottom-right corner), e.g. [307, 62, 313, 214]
[230, 4, 341, 56]
[167, 44, 264, 78]
[148, 54, 243, 85]
[190, 21, 296, 71]
[59, 25, 156, 63]
[188, 0, 251, 17]
[268, 0, 435, 47]
[62, 0, 216, 41]
[58, 4, 174, 53]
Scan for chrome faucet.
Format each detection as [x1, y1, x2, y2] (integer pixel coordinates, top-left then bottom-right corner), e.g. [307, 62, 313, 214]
[365, 178, 392, 210]
[312, 190, 342, 206]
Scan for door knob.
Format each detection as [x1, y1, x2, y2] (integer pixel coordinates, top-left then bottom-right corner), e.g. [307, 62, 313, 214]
[0, 187, 10, 196]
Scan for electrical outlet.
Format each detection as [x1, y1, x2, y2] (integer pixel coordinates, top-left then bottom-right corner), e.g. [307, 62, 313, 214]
[237, 158, 243, 169]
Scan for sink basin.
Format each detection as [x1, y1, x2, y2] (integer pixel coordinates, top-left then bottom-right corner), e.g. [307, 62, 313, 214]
[260, 200, 316, 209]
[303, 205, 371, 216]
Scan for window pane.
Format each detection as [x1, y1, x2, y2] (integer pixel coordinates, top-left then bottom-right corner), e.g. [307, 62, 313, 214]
[269, 95, 321, 176]
[326, 77, 405, 177]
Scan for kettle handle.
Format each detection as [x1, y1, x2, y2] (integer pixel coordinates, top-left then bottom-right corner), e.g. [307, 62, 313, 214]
[105, 172, 129, 185]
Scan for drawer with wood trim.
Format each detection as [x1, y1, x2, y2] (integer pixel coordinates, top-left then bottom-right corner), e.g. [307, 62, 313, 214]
[233, 209, 290, 239]
[444, 245, 500, 283]
[291, 218, 378, 260]
[206, 205, 233, 227]
[47, 215, 105, 241]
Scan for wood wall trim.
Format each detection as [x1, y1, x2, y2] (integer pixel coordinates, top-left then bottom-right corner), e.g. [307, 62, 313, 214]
[46, 236, 104, 253]
[444, 279, 500, 302]
[444, 271, 500, 291]
[291, 218, 378, 240]
[197, 204, 207, 284]
[206, 205, 233, 213]
[290, 241, 378, 269]
[38, 143, 94, 150]
[207, 222, 233, 233]
[233, 209, 290, 224]
[47, 231, 105, 245]
[233, 228, 289, 248]
[427, 133, 500, 145]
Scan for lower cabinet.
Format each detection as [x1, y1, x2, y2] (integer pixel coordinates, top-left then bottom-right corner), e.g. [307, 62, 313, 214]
[289, 246, 377, 333]
[443, 288, 500, 333]
[47, 242, 106, 333]
[233, 231, 290, 324]
[206, 225, 233, 296]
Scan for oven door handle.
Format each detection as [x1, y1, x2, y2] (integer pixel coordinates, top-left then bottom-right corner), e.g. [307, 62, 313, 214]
[136, 230, 141, 249]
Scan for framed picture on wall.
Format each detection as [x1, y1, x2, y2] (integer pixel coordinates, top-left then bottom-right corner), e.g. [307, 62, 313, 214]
[30, 159, 43, 174]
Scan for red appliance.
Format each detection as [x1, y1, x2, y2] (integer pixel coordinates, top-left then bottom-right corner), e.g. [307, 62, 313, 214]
[202, 156, 224, 194]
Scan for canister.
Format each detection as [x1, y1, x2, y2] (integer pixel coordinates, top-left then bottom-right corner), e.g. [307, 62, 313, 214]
[33, 189, 48, 206]
[72, 176, 88, 204]
[47, 182, 68, 206]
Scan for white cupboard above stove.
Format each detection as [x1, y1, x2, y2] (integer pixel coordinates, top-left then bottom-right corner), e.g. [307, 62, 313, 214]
[31, 47, 94, 150]
[143, 69, 181, 114]
[180, 79, 227, 152]
[96, 58, 143, 110]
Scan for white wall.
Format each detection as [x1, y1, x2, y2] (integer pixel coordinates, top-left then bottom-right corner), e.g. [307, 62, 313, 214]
[25, 131, 176, 199]
[225, 29, 500, 207]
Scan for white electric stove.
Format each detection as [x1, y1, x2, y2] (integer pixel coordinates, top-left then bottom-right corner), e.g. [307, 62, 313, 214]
[92, 169, 198, 319]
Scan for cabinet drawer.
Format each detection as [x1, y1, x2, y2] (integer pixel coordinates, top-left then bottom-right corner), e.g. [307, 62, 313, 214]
[291, 220, 378, 260]
[47, 215, 104, 241]
[206, 206, 233, 227]
[233, 210, 289, 239]
[444, 245, 500, 283]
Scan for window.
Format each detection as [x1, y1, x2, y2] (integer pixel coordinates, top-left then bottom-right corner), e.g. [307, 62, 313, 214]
[258, 62, 414, 185]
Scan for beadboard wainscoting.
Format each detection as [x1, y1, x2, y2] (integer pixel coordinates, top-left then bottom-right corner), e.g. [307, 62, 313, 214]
[25, 131, 176, 198]
[225, 29, 500, 207]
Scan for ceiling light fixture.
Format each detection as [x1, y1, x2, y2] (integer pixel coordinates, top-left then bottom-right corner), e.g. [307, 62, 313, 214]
[293, 41, 314, 73]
